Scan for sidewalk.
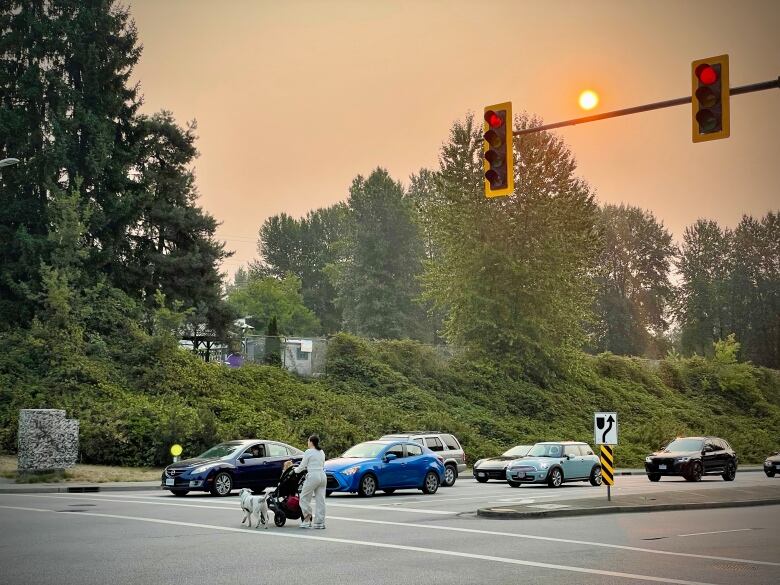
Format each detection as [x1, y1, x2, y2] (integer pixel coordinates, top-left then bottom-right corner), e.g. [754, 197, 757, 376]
[478, 482, 780, 519]
[0, 481, 160, 494]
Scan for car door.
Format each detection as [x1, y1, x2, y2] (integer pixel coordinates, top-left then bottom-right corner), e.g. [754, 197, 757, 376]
[403, 443, 427, 487]
[562, 445, 585, 478]
[378, 443, 406, 488]
[702, 440, 720, 473]
[234, 443, 267, 487]
[579, 444, 598, 476]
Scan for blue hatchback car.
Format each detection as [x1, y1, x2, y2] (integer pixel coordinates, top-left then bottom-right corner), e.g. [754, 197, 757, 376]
[161, 439, 303, 497]
[325, 440, 445, 497]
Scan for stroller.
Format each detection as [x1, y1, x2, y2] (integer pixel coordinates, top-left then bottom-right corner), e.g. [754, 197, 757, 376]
[266, 465, 306, 527]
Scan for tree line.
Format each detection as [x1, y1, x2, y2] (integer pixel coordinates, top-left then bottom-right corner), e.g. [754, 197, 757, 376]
[231, 117, 778, 371]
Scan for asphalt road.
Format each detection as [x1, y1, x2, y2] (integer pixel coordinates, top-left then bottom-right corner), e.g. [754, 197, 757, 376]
[0, 473, 777, 585]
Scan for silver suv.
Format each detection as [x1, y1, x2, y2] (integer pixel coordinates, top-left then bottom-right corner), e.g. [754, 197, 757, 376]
[379, 431, 466, 487]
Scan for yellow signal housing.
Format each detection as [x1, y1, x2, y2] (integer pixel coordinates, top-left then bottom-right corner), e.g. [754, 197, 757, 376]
[691, 54, 730, 143]
[483, 101, 514, 198]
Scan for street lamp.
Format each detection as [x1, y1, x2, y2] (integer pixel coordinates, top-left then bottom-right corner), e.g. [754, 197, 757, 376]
[0, 158, 20, 168]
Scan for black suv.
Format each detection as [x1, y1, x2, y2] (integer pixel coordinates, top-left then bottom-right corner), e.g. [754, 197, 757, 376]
[644, 436, 737, 482]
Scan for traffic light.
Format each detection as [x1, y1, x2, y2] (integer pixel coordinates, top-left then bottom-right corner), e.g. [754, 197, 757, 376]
[483, 101, 514, 197]
[691, 54, 729, 142]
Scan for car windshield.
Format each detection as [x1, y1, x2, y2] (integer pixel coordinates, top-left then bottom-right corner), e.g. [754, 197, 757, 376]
[527, 444, 563, 458]
[197, 443, 242, 459]
[503, 445, 532, 457]
[342, 442, 387, 458]
[663, 438, 704, 452]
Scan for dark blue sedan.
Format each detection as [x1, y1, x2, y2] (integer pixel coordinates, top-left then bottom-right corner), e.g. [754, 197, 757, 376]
[161, 439, 303, 497]
[325, 440, 445, 497]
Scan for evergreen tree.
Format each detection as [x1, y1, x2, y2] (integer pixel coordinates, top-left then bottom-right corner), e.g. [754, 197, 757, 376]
[591, 204, 675, 357]
[676, 219, 733, 357]
[332, 168, 426, 340]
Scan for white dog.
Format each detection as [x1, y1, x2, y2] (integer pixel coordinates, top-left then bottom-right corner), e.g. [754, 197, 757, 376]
[239, 488, 269, 529]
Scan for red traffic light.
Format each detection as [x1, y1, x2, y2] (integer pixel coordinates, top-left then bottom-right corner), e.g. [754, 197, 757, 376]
[695, 64, 718, 85]
[484, 110, 503, 129]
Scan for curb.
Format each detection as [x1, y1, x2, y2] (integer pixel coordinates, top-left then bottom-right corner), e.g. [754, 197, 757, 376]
[0, 484, 160, 494]
[477, 497, 780, 519]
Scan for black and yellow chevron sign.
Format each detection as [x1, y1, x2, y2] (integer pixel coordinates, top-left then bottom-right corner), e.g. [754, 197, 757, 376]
[600, 445, 614, 486]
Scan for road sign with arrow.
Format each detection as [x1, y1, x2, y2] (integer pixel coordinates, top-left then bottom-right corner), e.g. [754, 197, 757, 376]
[594, 412, 618, 445]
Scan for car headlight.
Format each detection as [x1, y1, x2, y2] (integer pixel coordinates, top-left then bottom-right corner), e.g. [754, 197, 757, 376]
[474, 460, 484, 468]
[676, 456, 691, 462]
[766, 460, 773, 465]
[539, 462, 549, 469]
[193, 464, 218, 473]
[645, 457, 652, 463]
[343, 466, 360, 476]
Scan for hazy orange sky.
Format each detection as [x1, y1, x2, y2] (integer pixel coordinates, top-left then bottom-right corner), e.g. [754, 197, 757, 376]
[128, 0, 779, 276]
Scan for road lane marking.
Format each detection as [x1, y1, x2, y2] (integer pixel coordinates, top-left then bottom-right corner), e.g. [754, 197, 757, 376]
[0, 504, 724, 585]
[677, 529, 753, 538]
[3, 493, 777, 567]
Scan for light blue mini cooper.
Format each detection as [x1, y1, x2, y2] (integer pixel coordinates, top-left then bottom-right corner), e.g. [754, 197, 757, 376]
[505, 441, 602, 488]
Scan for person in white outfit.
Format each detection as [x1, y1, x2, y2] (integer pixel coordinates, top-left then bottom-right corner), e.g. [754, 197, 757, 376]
[291, 435, 327, 529]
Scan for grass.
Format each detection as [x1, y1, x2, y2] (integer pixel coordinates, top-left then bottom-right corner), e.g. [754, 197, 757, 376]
[0, 455, 162, 483]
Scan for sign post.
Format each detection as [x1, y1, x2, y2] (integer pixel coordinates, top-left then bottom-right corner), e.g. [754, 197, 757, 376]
[594, 412, 618, 501]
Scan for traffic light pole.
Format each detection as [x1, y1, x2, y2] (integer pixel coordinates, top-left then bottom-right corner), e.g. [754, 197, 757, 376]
[513, 77, 779, 136]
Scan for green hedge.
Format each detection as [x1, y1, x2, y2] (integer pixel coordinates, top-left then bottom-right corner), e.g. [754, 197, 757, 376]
[1, 330, 777, 468]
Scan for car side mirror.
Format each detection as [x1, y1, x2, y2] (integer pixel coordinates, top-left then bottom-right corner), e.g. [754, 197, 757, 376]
[566, 454, 575, 460]
[385, 453, 398, 462]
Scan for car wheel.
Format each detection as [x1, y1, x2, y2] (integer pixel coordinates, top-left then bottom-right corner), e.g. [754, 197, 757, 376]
[274, 512, 286, 527]
[647, 473, 661, 482]
[383, 489, 396, 495]
[358, 474, 377, 497]
[210, 472, 233, 496]
[685, 462, 703, 482]
[170, 490, 189, 497]
[507, 480, 521, 488]
[475, 475, 489, 483]
[589, 466, 603, 486]
[422, 471, 440, 494]
[547, 467, 563, 488]
[722, 461, 736, 481]
[443, 465, 457, 487]
[765, 470, 776, 478]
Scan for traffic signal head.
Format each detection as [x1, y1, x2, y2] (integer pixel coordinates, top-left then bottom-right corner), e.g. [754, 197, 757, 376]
[483, 101, 514, 197]
[691, 54, 729, 142]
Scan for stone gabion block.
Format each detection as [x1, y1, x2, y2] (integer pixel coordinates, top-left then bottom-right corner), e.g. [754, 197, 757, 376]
[17, 409, 79, 471]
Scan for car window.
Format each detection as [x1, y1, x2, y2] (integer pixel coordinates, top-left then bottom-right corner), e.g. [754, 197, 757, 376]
[267, 443, 288, 457]
[579, 445, 594, 456]
[405, 444, 423, 457]
[441, 434, 460, 450]
[425, 437, 444, 452]
[704, 441, 719, 452]
[242, 444, 266, 458]
[528, 444, 562, 458]
[413, 437, 424, 445]
[563, 445, 579, 457]
[386, 444, 405, 459]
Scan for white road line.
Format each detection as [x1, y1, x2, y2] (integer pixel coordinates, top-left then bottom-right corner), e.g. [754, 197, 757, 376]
[677, 529, 754, 538]
[371, 492, 561, 506]
[0, 504, 722, 585]
[3, 493, 777, 567]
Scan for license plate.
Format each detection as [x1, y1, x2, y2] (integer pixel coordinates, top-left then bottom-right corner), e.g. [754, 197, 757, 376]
[477, 472, 485, 477]
[165, 478, 175, 486]
[658, 465, 667, 470]
[513, 473, 525, 479]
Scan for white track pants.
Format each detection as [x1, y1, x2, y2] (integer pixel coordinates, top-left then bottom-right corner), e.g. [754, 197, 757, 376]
[300, 471, 327, 524]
